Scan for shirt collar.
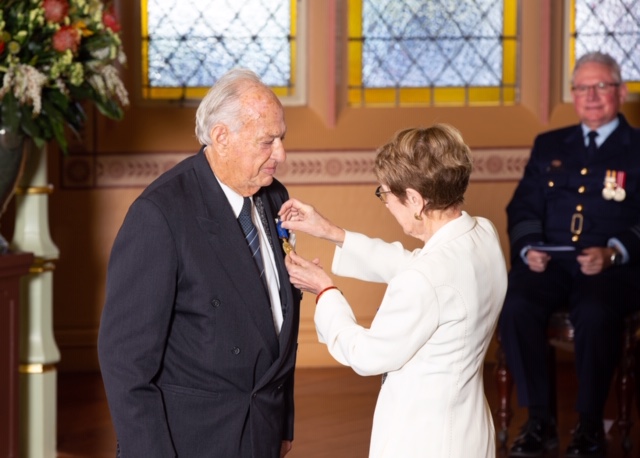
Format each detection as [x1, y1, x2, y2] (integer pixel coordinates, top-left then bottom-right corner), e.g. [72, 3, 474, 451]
[581, 116, 619, 147]
[215, 175, 247, 218]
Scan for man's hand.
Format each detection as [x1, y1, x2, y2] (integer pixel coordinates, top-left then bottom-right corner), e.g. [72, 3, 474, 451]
[577, 247, 615, 275]
[281, 440, 292, 457]
[526, 249, 551, 273]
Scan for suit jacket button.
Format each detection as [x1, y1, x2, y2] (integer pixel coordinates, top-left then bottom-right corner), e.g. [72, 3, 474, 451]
[232, 346, 241, 355]
[211, 299, 220, 308]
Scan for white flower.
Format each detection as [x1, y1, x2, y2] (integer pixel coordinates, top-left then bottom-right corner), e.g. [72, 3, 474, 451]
[0, 64, 48, 115]
[88, 64, 129, 106]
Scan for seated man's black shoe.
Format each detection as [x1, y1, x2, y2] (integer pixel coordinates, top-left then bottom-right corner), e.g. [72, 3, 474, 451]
[565, 423, 606, 457]
[508, 418, 558, 457]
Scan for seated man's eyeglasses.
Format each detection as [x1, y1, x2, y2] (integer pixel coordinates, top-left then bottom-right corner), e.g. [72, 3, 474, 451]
[571, 81, 620, 96]
[375, 185, 392, 203]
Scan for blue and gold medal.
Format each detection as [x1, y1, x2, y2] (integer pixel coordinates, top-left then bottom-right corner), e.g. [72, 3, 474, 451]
[275, 218, 294, 255]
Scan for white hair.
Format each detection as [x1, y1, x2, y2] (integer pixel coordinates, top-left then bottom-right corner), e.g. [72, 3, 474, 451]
[194, 68, 275, 145]
[572, 51, 622, 84]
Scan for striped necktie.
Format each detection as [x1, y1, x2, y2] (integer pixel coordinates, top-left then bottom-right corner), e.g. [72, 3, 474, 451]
[238, 197, 267, 291]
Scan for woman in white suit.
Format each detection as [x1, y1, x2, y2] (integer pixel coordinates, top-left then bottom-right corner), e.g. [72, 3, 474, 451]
[279, 124, 508, 458]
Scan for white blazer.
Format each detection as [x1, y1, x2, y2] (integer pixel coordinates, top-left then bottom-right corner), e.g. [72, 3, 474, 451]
[315, 212, 508, 458]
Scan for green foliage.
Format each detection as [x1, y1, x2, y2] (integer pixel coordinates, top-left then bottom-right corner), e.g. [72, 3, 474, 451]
[0, 0, 129, 153]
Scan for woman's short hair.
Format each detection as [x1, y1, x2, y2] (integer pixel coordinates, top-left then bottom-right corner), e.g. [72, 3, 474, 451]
[195, 68, 277, 145]
[374, 124, 473, 210]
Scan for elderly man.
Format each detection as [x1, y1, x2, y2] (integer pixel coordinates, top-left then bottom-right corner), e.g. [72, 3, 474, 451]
[499, 51, 640, 457]
[98, 68, 301, 458]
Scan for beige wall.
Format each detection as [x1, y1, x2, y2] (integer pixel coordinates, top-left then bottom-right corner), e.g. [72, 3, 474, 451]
[4, 1, 637, 371]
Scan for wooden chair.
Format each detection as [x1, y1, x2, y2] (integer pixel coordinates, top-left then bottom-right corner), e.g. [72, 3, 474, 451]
[495, 310, 640, 453]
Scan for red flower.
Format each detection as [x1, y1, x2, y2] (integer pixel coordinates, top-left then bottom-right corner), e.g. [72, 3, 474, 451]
[102, 6, 121, 33]
[43, 0, 70, 23]
[52, 26, 81, 53]
[0, 41, 4, 55]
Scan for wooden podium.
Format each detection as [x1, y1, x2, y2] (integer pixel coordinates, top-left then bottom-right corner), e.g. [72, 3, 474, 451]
[0, 251, 34, 458]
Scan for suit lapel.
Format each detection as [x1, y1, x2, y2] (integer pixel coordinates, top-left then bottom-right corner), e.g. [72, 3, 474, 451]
[192, 151, 278, 353]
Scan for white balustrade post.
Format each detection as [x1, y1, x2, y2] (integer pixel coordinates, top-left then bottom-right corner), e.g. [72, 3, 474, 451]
[11, 141, 60, 458]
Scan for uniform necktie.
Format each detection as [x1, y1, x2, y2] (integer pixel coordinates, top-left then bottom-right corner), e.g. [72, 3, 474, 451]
[586, 130, 598, 159]
[238, 197, 267, 291]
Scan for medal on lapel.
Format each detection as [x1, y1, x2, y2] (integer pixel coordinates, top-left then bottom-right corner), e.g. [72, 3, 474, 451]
[602, 170, 627, 202]
[614, 171, 627, 202]
[602, 170, 616, 200]
[275, 218, 294, 255]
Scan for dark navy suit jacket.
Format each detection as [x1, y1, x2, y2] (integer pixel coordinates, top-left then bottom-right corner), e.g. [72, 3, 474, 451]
[98, 149, 301, 457]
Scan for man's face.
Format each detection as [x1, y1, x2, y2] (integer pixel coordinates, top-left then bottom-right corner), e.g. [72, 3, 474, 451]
[571, 61, 627, 130]
[215, 85, 286, 196]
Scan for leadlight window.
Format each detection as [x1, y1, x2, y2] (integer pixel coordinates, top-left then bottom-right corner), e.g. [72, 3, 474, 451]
[348, 0, 519, 107]
[140, 0, 303, 103]
[567, 0, 640, 95]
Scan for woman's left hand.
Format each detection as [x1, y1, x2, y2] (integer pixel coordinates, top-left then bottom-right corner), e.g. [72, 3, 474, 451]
[285, 251, 333, 295]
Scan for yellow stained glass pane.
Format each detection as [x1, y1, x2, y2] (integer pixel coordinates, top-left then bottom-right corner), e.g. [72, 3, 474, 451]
[349, 88, 364, 106]
[502, 86, 517, 103]
[348, 0, 363, 88]
[399, 88, 433, 106]
[468, 87, 501, 104]
[434, 88, 466, 106]
[626, 82, 640, 93]
[364, 88, 397, 105]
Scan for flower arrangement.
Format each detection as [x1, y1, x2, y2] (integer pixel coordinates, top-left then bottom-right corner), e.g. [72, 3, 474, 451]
[0, 0, 129, 153]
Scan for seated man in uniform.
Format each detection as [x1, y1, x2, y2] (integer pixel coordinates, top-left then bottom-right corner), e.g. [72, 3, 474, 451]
[499, 51, 640, 457]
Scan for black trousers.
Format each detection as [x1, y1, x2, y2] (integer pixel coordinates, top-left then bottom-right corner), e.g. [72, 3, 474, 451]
[498, 259, 640, 418]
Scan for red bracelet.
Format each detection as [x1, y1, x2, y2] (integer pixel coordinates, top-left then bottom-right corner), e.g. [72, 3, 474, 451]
[316, 286, 340, 304]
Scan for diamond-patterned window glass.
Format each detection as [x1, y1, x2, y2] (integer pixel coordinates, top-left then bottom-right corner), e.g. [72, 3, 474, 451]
[141, 0, 298, 101]
[569, 0, 640, 94]
[348, 0, 519, 107]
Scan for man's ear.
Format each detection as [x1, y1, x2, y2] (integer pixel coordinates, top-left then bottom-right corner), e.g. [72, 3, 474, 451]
[210, 124, 229, 153]
[618, 82, 629, 105]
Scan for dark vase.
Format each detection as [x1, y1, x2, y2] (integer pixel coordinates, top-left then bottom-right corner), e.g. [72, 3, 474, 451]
[0, 127, 27, 253]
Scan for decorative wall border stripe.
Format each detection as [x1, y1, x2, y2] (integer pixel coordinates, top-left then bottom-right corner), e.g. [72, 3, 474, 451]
[62, 148, 530, 188]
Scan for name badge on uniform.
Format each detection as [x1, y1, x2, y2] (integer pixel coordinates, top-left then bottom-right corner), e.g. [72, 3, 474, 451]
[275, 218, 294, 255]
[602, 170, 626, 202]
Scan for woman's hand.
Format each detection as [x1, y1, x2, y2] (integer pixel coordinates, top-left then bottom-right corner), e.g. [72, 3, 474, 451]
[279, 198, 345, 246]
[285, 251, 333, 295]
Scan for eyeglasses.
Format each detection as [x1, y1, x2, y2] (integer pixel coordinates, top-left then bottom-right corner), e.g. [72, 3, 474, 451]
[375, 185, 392, 203]
[571, 82, 620, 97]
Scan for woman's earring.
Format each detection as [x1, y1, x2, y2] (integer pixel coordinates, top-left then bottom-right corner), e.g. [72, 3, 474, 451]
[414, 213, 423, 221]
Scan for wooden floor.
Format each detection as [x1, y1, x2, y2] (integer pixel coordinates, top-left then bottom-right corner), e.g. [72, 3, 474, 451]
[56, 363, 640, 457]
